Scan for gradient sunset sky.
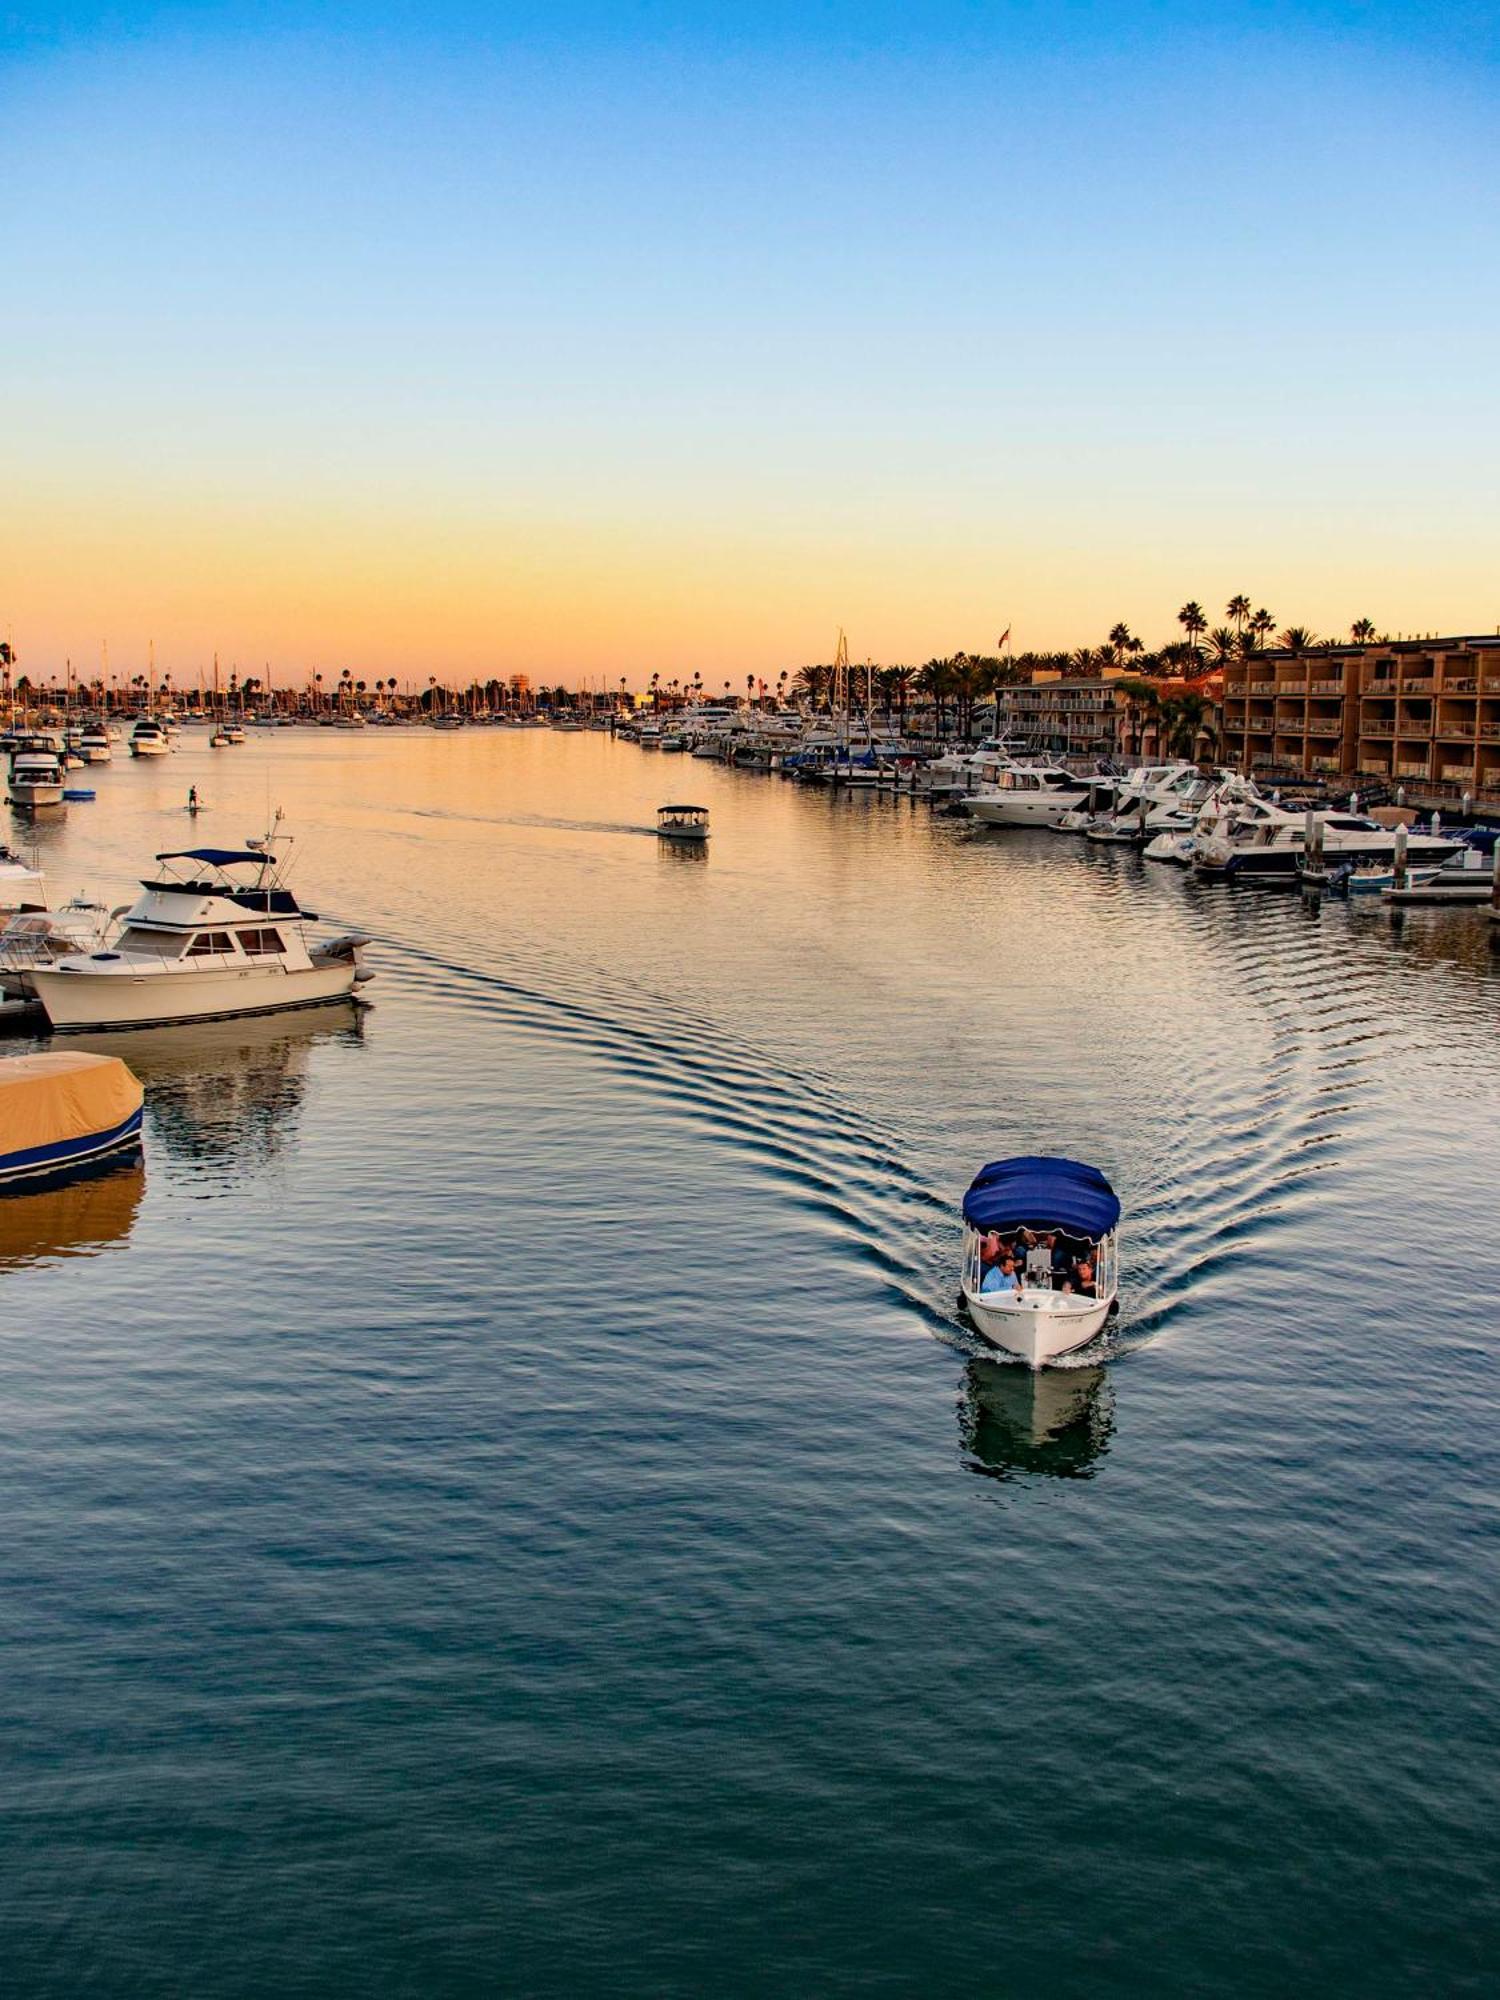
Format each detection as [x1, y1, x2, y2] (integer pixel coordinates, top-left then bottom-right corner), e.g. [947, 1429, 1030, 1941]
[2, 2, 1496, 686]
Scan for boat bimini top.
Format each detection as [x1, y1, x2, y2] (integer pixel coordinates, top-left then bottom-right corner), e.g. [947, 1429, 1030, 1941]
[962, 1155, 1120, 1238]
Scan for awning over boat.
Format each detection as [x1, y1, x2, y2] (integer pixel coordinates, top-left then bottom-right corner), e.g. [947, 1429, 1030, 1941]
[962, 1155, 1120, 1236]
[0, 1053, 143, 1174]
[154, 849, 264, 866]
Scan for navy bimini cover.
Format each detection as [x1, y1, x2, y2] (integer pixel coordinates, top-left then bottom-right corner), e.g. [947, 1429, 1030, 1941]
[155, 849, 264, 867]
[962, 1155, 1121, 1237]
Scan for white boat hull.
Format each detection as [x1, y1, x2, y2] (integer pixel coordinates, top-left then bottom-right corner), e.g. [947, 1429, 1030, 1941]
[967, 794, 1088, 828]
[130, 741, 171, 757]
[964, 1285, 1113, 1366]
[32, 959, 359, 1031]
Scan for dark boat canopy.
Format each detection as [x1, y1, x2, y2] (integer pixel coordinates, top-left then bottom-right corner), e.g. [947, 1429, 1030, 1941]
[154, 849, 267, 867]
[962, 1155, 1121, 1237]
[657, 805, 708, 815]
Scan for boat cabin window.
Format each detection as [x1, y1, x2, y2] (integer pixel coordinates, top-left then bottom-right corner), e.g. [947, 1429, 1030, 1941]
[236, 927, 285, 956]
[185, 930, 237, 957]
[118, 924, 189, 956]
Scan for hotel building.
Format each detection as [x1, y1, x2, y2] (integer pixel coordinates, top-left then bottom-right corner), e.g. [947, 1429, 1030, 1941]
[1219, 635, 1500, 800]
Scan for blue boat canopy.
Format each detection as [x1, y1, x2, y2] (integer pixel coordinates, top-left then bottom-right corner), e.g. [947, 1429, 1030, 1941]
[962, 1155, 1121, 1237]
[154, 848, 266, 867]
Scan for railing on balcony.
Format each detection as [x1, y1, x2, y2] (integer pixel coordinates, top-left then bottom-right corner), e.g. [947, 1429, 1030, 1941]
[1277, 680, 1308, 695]
[1480, 722, 1500, 739]
[1402, 677, 1436, 693]
[1440, 765, 1474, 782]
[1249, 680, 1276, 694]
[1307, 720, 1341, 735]
[1362, 722, 1395, 736]
[1397, 762, 1430, 778]
[1437, 719, 1477, 738]
[1309, 679, 1344, 694]
[1445, 676, 1478, 693]
[1310, 756, 1340, 772]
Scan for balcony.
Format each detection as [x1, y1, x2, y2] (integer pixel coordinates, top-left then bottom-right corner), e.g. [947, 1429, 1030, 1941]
[1277, 680, 1308, 695]
[1402, 677, 1436, 693]
[1397, 762, 1430, 779]
[1441, 765, 1474, 782]
[1437, 719, 1477, 738]
[1445, 676, 1478, 693]
[1249, 680, 1276, 694]
[1362, 722, 1395, 737]
[1310, 756, 1340, 772]
[1309, 678, 1344, 694]
[1308, 720, 1341, 736]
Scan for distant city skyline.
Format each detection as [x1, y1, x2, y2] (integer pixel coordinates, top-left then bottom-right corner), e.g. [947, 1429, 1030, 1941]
[3, 2, 1496, 680]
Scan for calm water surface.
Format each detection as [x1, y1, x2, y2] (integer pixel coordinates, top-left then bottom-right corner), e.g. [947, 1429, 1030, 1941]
[3, 729, 1498, 1996]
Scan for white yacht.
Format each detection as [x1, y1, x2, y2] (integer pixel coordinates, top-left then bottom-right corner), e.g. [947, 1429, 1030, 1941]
[30, 824, 373, 1032]
[961, 1156, 1121, 1368]
[8, 739, 67, 810]
[0, 844, 46, 912]
[0, 901, 116, 1001]
[1195, 805, 1461, 882]
[79, 722, 113, 765]
[129, 719, 171, 758]
[1084, 765, 1213, 845]
[966, 765, 1094, 828]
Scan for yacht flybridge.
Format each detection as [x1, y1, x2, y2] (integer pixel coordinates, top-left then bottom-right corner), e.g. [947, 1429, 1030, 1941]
[961, 1156, 1121, 1368]
[30, 823, 373, 1032]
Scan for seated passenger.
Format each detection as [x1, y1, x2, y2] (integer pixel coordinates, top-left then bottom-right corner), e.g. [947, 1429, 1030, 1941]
[1050, 1235, 1073, 1285]
[1070, 1253, 1097, 1299]
[1025, 1231, 1054, 1285]
[979, 1230, 1004, 1272]
[980, 1256, 1023, 1295]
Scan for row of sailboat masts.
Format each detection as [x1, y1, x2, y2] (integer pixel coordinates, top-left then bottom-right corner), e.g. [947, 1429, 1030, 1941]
[830, 628, 877, 754]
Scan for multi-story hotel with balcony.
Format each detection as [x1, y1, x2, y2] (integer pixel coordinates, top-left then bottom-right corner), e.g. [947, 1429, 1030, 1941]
[1220, 635, 1500, 801]
[992, 677, 1123, 759]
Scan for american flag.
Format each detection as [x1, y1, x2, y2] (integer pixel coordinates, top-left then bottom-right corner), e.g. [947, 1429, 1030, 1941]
[997, 627, 1011, 651]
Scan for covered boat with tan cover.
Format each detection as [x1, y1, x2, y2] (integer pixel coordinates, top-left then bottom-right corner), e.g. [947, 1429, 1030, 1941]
[0, 1052, 144, 1185]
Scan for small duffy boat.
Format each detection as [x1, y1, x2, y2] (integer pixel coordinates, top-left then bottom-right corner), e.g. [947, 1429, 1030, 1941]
[656, 804, 710, 843]
[0, 1051, 144, 1186]
[960, 1155, 1121, 1367]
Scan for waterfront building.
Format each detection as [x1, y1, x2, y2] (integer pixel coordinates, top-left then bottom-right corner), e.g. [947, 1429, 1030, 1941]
[1220, 635, 1500, 801]
[991, 677, 1125, 760]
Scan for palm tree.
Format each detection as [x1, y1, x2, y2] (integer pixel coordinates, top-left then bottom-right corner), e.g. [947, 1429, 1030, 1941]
[1177, 601, 1207, 661]
[1350, 617, 1376, 645]
[1249, 608, 1276, 651]
[1107, 622, 1142, 669]
[1279, 625, 1317, 655]
[1158, 691, 1212, 761]
[793, 664, 831, 708]
[1116, 676, 1161, 757]
[916, 659, 953, 736]
[1071, 646, 1095, 673]
[1207, 627, 1238, 666]
[1226, 595, 1251, 636]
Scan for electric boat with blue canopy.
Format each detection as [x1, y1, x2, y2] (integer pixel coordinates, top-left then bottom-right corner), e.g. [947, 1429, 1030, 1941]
[960, 1155, 1121, 1366]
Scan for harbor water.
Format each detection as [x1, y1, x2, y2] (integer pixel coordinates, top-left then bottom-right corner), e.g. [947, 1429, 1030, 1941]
[3, 728, 1498, 1995]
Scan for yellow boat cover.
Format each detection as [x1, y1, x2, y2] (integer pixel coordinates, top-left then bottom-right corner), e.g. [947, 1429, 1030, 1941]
[0, 1052, 144, 1151]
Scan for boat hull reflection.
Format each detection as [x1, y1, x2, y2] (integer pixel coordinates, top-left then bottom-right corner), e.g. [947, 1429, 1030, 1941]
[960, 1360, 1114, 1482]
[65, 1002, 363, 1172]
[0, 1155, 144, 1272]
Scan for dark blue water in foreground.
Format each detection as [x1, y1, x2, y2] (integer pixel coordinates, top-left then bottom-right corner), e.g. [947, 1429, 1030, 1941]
[2, 729, 1498, 1996]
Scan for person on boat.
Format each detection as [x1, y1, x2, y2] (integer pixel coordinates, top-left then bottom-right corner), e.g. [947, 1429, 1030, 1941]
[1050, 1235, 1073, 1286]
[980, 1256, 1023, 1295]
[979, 1230, 1006, 1272]
[1025, 1231, 1054, 1287]
[1069, 1252, 1097, 1299]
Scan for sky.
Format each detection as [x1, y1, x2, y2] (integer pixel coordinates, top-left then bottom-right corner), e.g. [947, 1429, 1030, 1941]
[1, 2, 1497, 687]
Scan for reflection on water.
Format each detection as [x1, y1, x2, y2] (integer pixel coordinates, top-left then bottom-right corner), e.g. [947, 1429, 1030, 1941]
[960, 1359, 1115, 1482]
[0, 1155, 144, 1272]
[67, 1001, 364, 1174]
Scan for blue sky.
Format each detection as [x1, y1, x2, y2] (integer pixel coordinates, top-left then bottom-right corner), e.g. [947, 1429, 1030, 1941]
[2, 2, 1496, 677]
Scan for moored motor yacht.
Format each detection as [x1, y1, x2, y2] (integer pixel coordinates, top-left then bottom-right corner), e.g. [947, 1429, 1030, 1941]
[966, 765, 1094, 828]
[79, 722, 112, 764]
[961, 1156, 1121, 1367]
[30, 820, 374, 1031]
[8, 739, 67, 810]
[129, 719, 171, 757]
[1195, 805, 1461, 881]
[0, 901, 116, 1001]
